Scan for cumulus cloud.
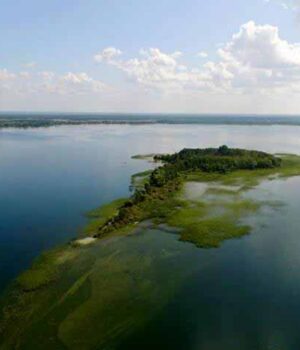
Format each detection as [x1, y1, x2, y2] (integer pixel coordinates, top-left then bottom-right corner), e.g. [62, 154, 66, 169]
[208, 21, 300, 92]
[58, 72, 105, 93]
[218, 21, 300, 68]
[94, 47, 214, 92]
[94, 47, 122, 63]
[0, 70, 106, 95]
[95, 21, 300, 95]
[197, 51, 208, 58]
[3, 21, 300, 113]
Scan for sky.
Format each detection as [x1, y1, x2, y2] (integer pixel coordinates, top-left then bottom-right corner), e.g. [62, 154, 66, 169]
[1, 0, 300, 114]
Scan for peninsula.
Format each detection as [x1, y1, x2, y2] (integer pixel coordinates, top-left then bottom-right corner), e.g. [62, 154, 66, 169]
[1, 146, 300, 350]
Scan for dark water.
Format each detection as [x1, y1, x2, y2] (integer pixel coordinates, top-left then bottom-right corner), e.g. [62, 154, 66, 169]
[1, 124, 300, 349]
[1, 123, 300, 291]
[118, 177, 300, 350]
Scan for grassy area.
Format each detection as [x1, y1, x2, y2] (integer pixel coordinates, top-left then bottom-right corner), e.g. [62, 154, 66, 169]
[83, 198, 128, 235]
[130, 169, 153, 191]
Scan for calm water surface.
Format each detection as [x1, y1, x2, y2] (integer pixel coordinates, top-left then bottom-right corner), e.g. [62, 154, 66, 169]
[119, 177, 300, 350]
[1, 124, 300, 348]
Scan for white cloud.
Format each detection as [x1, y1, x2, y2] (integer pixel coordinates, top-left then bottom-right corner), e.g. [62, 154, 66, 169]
[197, 51, 208, 58]
[218, 21, 300, 68]
[94, 47, 214, 91]
[3, 21, 300, 113]
[0, 69, 15, 81]
[0, 69, 106, 96]
[58, 72, 105, 93]
[94, 47, 122, 63]
[95, 21, 300, 95]
[207, 21, 300, 93]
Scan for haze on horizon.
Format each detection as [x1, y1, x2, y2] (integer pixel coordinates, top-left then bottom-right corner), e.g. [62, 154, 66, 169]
[1, 0, 300, 115]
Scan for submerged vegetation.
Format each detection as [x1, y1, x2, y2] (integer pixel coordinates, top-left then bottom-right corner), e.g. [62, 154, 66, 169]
[2, 146, 300, 349]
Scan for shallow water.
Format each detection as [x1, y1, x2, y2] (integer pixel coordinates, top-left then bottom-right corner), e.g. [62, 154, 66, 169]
[1, 123, 300, 290]
[120, 177, 300, 350]
[1, 124, 300, 348]
[4, 177, 300, 349]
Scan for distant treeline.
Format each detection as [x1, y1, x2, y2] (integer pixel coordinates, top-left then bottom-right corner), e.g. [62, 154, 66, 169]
[3, 115, 300, 129]
[0, 119, 152, 129]
[96, 146, 281, 236]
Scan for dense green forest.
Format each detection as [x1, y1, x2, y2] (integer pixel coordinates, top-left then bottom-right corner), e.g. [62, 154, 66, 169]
[96, 146, 281, 236]
[154, 145, 281, 175]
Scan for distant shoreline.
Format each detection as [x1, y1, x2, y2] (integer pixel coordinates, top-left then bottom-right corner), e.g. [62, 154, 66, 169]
[2, 114, 300, 128]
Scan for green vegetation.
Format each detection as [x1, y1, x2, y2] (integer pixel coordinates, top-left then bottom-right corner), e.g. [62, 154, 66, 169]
[180, 218, 250, 248]
[0, 230, 195, 349]
[79, 148, 300, 249]
[131, 154, 157, 161]
[130, 169, 153, 191]
[16, 248, 78, 292]
[166, 196, 263, 248]
[155, 145, 281, 173]
[2, 147, 300, 349]
[95, 146, 281, 239]
[83, 198, 127, 235]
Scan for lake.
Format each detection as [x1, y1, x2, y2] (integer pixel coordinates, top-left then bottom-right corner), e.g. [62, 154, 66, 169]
[1, 123, 300, 349]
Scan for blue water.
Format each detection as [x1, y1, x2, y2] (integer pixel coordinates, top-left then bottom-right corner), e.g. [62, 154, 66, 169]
[120, 176, 300, 350]
[1, 123, 300, 292]
[3, 112, 300, 125]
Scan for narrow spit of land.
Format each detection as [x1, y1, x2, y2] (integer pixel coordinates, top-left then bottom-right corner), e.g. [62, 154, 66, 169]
[1, 146, 300, 349]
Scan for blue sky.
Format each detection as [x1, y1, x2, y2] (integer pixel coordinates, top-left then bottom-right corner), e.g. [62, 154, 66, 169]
[1, 0, 300, 113]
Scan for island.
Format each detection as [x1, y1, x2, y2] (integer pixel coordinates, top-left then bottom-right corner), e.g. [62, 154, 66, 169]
[1, 146, 300, 349]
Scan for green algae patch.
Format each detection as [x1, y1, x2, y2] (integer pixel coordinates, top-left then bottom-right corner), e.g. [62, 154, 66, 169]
[167, 201, 207, 227]
[166, 194, 260, 248]
[223, 199, 261, 216]
[204, 187, 240, 196]
[180, 218, 251, 248]
[17, 248, 78, 292]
